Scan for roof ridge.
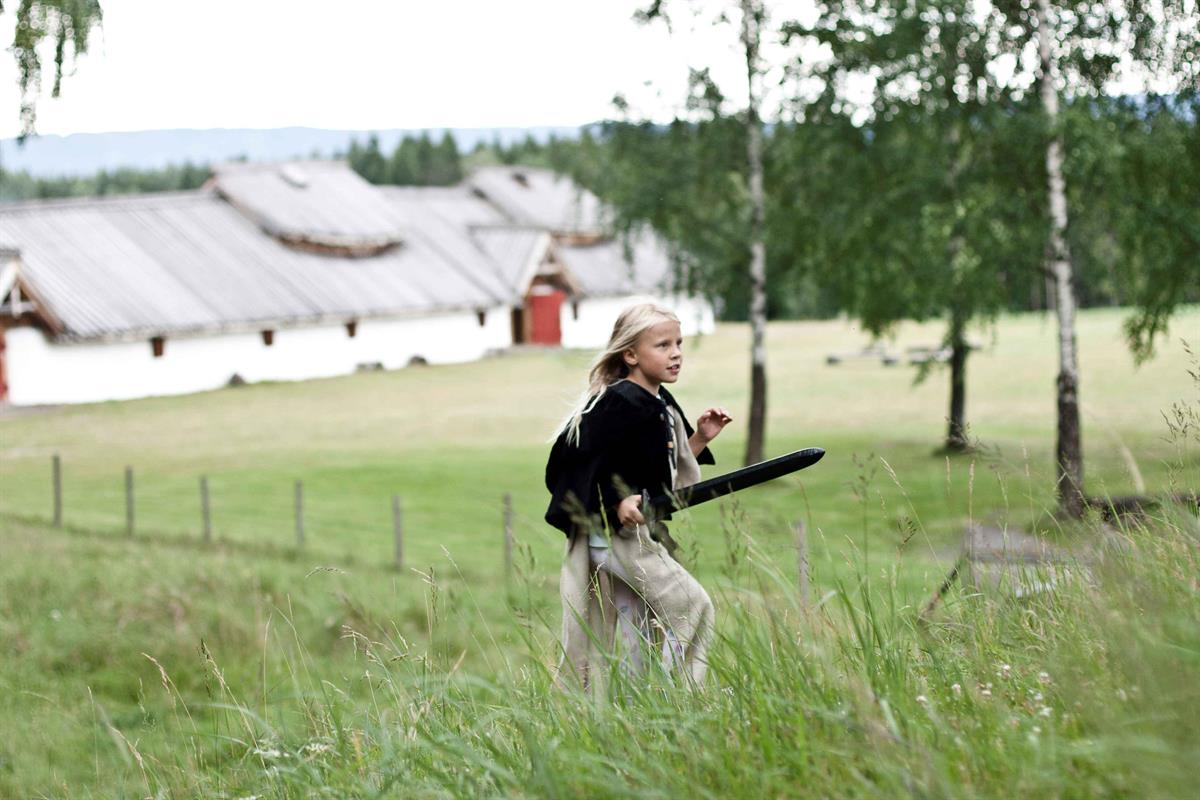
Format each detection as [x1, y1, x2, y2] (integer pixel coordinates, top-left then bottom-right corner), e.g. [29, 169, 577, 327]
[467, 164, 558, 176]
[0, 188, 217, 214]
[210, 158, 346, 172]
[379, 184, 473, 192]
[469, 223, 549, 232]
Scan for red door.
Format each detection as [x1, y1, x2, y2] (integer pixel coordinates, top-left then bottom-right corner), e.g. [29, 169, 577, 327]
[528, 288, 565, 345]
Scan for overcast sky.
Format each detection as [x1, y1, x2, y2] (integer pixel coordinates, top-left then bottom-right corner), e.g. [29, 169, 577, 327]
[0, 0, 774, 138]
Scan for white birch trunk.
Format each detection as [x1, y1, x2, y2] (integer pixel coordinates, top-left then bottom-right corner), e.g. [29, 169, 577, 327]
[1036, 0, 1085, 517]
[741, 0, 768, 465]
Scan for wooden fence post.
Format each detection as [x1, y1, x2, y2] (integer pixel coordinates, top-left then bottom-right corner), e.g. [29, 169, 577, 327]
[200, 476, 212, 543]
[125, 466, 134, 536]
[392, 494, 404, 571]
[294, 480, 305, 548]
[52, 453, 62, 527]
[795, 520, 809, 605]
[503, 493, 513, 582]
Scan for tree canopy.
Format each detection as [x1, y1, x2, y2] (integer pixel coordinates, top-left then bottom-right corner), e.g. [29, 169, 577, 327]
[346, 132, 464, 187]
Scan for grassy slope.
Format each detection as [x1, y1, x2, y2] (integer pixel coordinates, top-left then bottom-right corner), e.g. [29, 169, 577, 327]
[0, 308, 1197, 797]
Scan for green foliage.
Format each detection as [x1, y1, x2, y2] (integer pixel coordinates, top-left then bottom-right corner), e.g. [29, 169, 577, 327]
[2, 0, 103, 138]
[433, 131, 463, 184]
[346, 133, 387, 184]
[571, 111, 756, 317]
[470, 132, 562, 170]
[553, 91, 1196, 333]
[1066, 94, 1200, 360]
[346, 131, 465, 187]
[0, 160, 210, 201]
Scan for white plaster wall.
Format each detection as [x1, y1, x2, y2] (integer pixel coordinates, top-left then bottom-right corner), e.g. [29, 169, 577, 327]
[559, 294, 715, 350]
[4, 306, 512, 406]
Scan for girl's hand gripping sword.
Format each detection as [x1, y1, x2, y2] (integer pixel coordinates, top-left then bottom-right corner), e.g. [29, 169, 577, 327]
[640, 447, 826, 526]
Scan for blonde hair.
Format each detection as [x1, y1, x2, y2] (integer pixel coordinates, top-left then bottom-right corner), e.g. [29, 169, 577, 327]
[559, 302, 680, 446]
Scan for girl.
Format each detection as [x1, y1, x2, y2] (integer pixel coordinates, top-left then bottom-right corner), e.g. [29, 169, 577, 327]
[544, 302, 732, 691]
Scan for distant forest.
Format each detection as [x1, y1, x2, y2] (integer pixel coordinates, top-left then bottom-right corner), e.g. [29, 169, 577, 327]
[0, 132, 569, 202]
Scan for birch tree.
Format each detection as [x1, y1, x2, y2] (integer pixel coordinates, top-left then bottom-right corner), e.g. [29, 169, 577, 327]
[1007, 0, 1199, 516]
[739, 0, 769, 464]
[1033, 0, 1086, 516]
[635, 0, 773, 464]
[783, 0, 1044, 453]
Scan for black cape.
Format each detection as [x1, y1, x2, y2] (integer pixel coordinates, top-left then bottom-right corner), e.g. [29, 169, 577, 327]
[544, 380, 714, 537]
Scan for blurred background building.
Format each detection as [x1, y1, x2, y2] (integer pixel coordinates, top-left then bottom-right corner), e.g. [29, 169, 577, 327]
[0, 162, 712, 405]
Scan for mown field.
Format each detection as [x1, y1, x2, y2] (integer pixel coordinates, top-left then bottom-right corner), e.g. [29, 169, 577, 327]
[1, 307, 1197, 798]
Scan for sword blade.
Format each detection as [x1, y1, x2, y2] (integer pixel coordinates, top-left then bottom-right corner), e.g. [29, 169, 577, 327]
[646, 447, 825, 514]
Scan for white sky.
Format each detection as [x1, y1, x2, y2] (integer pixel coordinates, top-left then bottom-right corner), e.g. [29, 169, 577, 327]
[0, 0, 774, 138]
[0, 0, 1164, 140]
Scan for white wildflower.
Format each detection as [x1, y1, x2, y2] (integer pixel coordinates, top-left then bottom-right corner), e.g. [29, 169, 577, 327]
[49, 609, 62, 621]
[916, 694, 928, 705]
[1038, 705, 1053, 718]
[999, 664, 1012, 679]
[951, 683, 962, 696]
[252, 747, 283, 760]
[1116, 688, 1128, 702]
[1038, 671, 1052, 686]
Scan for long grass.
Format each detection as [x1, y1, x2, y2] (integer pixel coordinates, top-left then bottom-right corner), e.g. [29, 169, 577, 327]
[86, 497, 1195, 800]
[5, 433, 1193, 797]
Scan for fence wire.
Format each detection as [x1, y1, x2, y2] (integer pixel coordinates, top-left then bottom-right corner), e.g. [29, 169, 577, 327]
[0, 454, 551, 578]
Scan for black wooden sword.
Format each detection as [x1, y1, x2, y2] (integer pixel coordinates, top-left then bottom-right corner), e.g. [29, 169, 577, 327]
[641, 447, 826, 519]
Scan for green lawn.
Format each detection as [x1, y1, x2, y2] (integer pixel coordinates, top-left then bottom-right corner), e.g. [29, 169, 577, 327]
[0, 307, 1197, 797]
[4, 307, 1196, 562]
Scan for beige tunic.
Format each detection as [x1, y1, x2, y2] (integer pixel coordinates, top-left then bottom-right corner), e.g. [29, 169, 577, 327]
[554, 405, 713, 693]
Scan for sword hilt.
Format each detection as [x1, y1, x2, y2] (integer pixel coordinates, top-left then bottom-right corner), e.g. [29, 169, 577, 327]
[639, 487, 656, 525]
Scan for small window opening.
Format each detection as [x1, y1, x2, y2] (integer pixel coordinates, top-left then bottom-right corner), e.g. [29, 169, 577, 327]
[512, 171, 529, 187]
[150, 336, 165, 358]
[261, 330, 274, 346]
[571, 301, 580, 321]
[476, 309, 487, 327]
[346, 320, 358, 338]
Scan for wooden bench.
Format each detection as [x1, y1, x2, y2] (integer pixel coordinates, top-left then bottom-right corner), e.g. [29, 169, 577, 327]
[824, 344, 899, 366]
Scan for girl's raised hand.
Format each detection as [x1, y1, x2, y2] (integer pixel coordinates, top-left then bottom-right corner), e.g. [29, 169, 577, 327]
[695, 407, 733, 443]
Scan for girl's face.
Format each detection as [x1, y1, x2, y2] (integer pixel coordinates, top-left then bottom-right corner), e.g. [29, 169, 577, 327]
[624, 319, 683, 389]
